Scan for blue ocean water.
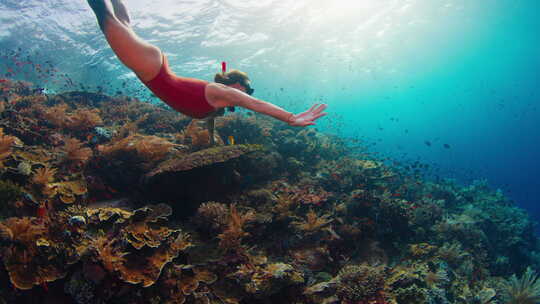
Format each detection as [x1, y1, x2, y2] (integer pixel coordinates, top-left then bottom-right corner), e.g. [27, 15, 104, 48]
[1, 0, 539, 230]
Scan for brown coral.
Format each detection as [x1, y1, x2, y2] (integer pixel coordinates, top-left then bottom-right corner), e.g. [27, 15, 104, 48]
[291, 209, 333, 234]
[91, 204, 193, 287]
[1, 217, 67, 289]
[123, 204, 176, 249]
[230, 256, 304, 296]
[115, 232, 192, 287]
[0, 128, 20, 168]
[53, 180, 88, 204]
[40, 103, 69, 128]
[31, 166, 57, 186]
[86, 207, 133, 224]
[218, 204, 255, 250]
[31, 166, 57, 198]
[64, 108, 103, 131]
[98, 133, 174, 163]
[195, 202, 230, 231]
[62, 137, 92, 166]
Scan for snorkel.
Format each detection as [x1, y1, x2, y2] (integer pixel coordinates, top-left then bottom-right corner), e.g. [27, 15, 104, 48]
[222, 61, 236, 112]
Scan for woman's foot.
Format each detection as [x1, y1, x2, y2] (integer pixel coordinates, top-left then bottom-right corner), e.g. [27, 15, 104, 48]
[87, 0, 115, 31]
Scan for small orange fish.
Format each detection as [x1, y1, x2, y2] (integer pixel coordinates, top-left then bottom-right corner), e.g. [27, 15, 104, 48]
[227, 135, 235, 145]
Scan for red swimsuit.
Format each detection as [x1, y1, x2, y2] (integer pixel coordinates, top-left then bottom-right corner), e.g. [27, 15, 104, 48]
[142, 54, 215, 119]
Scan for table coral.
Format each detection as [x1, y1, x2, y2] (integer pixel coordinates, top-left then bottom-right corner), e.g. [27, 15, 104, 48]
[146, 144, 263, 178]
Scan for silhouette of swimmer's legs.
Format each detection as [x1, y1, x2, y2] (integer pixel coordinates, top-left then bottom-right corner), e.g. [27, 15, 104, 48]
[87, 0, 162, 82]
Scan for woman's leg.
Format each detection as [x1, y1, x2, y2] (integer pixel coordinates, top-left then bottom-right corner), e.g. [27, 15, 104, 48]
[111, 0, 130, 26]
[87, 0, 162, 82]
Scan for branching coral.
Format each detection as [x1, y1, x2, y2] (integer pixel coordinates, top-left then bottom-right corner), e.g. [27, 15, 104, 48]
[291, 209, 332, 235]
[436, 241, 469, 265]
[65, 108, 103, 131]
[184, 119, 213, 149]
[62, 137, 93, 166]
[229, 254, 304, 296]
[273, 192, 299, 220]
[218, 204, 255, 251]
[0, 128, 20, 168]
[40, 103, 69, 128]
[98, 133, 174, 163]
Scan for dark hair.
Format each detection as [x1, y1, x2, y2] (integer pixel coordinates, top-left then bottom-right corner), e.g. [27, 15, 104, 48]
[214, 69, 253, 112]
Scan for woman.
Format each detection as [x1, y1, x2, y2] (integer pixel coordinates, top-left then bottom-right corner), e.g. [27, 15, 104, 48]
[87, 0, 327, 127]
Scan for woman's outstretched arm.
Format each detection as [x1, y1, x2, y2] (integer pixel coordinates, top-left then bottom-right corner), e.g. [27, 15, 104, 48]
[206, 83, 327, 126]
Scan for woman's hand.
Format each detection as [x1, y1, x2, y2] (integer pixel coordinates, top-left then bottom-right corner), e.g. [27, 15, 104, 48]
[288, 104, 328, 126]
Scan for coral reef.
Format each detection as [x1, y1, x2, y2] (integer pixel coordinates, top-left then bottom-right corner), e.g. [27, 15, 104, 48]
[0, 79, 537, 304]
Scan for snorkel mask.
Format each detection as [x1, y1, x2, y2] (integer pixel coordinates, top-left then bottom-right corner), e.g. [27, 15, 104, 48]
[221, 61, 254, 96]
